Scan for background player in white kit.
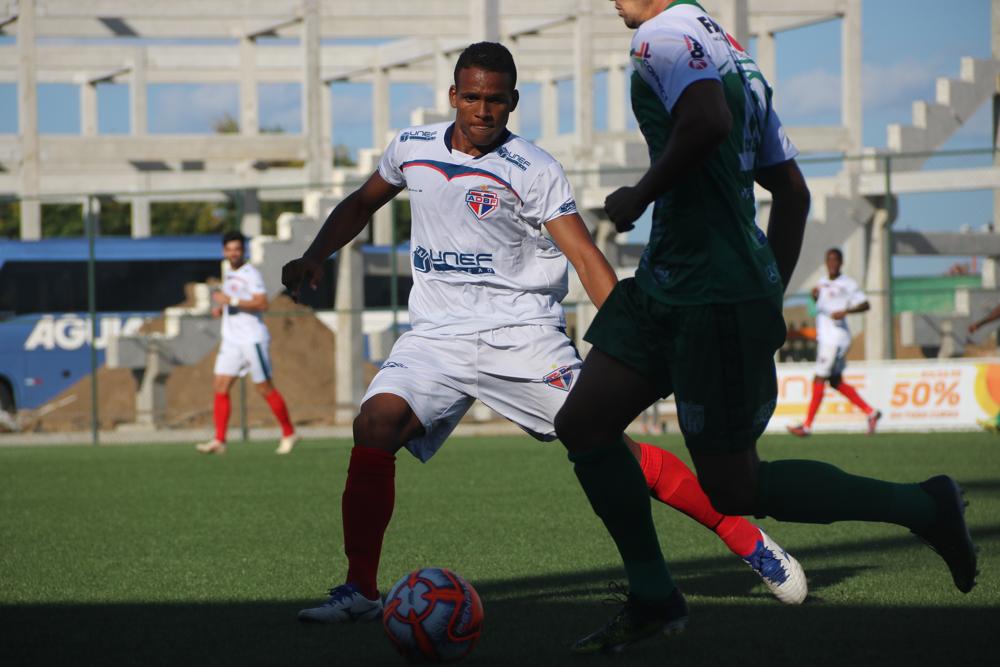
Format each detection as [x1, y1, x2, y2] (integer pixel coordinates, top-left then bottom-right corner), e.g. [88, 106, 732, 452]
[196, 231, 299, 455]
[788, 247, 881, 436]
[282, 42, 805, 625]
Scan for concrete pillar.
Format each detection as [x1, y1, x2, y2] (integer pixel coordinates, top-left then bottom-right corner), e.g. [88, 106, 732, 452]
[302, 0, 324, 188]
[505, 36, 520, 134]
[607, 60, 627, 132]
[130, 49, 147, 135]
[132, 343, 173, 428]
[372, 65, 390, 149]
[468, 0, 500, 42]
[864, 206, 895, 360]
[241, 189, 262, 238]
[541, 73, 559, 139]
[81, 82, 97, 136]
[131, 196, 151, 238]
[17, 0, 41, 240]
[434, 40, 452, 113]
[756, 32, 777, 90]
[573, 3, 594, 151]
[335, 239, 365, 422]
[842, 0, 863, 163]
[986, 3, 1000, 288]
[240, 35, 259, 136]
[716, 0, 749, 50]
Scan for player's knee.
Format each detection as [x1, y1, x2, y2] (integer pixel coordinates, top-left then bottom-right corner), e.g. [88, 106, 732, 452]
[353, 402, 413, 451]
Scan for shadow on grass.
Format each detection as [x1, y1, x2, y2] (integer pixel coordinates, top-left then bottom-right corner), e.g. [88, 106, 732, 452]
[4, 526, 996, 667]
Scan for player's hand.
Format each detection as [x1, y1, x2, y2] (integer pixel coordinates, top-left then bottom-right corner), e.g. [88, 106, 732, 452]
[604, 186, 646, 233]
[282, 256, 324, 302]
[831, 309, 847, 320]
[811, 287, 820, 300]
[211, 306, 223, 319]
[969, 322, 979, 334]
[211, 290, 229, 306]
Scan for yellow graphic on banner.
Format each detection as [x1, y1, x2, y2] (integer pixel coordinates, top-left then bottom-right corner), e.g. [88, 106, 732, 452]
[973, 364, 1000, 415]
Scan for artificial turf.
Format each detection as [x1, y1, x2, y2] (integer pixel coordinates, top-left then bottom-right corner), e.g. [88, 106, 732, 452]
[1, 432, 998, 666]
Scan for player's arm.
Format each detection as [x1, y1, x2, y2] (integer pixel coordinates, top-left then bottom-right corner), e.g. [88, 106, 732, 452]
[969, 303, 1000, 333]
[755, 159, 810, 292]
[546, 213, 618, 308]
[282, 171, 402, 298]
[604, 80, 732, 231]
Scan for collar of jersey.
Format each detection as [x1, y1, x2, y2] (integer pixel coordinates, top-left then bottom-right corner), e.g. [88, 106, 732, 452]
[443, 123, 513, 160]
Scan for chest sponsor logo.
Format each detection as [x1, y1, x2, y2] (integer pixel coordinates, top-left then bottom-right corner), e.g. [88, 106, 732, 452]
[630, 41, 651, 60]
[399, 130, 436, 142]
[543, 365, 574, 391]
[412, 245, 495, 275]
[466, 188, 500, 220]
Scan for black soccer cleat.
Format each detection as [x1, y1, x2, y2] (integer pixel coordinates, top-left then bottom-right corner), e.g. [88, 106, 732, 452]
[911, 475, 978, 593]
[571, 586, 688, 654]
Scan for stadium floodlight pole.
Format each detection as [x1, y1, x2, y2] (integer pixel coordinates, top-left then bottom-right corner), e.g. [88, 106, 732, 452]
[85, 194, 99, 446]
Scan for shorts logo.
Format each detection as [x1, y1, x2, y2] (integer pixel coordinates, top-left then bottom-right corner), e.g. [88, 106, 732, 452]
[466, 188, 499, 220]
[677, 401, 705, 435]
[381, 361, 407, 369]
[543, 366, 574, 391]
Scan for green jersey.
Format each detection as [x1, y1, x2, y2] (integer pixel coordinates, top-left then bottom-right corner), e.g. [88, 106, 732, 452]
[628, 0, 797, 305]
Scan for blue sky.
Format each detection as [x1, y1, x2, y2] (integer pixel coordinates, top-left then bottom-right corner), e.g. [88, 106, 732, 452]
[0, 0, 994, 275]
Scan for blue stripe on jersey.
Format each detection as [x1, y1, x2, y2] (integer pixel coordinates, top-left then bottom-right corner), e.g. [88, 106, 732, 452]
[399, 160, 522, 202]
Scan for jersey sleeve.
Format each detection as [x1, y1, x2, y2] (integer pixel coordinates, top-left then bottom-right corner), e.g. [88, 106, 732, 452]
[847, 280, 868, 309]
[248, 267, 267, 295]
[520, 161, 578, 228]
[757, 108, 799, 167]
[376, 133, 405, 187]
[631, 25, 721, 112]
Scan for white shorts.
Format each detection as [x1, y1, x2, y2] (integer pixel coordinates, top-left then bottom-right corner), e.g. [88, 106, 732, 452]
[363, 325, 581, 462]
[213, 339, 273, 384]
[814, 337, 849, 378]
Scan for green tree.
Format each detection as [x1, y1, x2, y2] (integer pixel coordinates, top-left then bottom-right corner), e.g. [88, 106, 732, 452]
[0, 201, 19, 239]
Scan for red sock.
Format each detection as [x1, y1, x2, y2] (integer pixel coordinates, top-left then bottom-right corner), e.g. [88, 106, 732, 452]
[835, 381, 873, 414]
[264, 389, 295, 436]
[639, 443, 761, 557]
[343, 446, 396, 599]
[213, 393, 230, 442]
[804, 378, 825, 428]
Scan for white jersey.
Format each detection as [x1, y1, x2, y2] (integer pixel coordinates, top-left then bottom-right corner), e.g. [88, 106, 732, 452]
[815, 274, 866, 344]
[220, 262, 269, 344]
[378, 122, 577, 334]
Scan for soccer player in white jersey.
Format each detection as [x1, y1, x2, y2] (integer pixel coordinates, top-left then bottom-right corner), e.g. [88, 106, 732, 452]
[196, 231, 299, 455]
[788, 248, 882, 437]
[282, 41, 806, 626]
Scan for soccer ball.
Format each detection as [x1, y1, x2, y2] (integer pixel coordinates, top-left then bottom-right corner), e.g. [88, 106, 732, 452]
[382, 567, 484, 663]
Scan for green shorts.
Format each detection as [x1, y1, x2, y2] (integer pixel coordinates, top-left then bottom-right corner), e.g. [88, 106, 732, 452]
[584, 278, 787, 455]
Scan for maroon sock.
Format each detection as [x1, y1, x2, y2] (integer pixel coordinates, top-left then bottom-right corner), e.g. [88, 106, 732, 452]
[343, 446, 396, 599]
[213, 393, 230, 442]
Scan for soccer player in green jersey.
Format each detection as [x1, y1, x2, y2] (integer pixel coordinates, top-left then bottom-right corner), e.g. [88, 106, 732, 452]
[554, 0, 978, 653]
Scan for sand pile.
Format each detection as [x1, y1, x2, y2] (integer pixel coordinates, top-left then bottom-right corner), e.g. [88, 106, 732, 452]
[22, 294, 378, 433]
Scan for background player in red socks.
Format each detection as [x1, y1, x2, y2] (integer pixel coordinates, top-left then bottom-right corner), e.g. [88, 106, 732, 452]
[282, 42, 805, 625]
[196, 231, 298, 455]
[787, 248, 882, 437]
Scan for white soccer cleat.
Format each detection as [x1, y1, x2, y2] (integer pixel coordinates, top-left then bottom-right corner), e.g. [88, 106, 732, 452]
[743, 529, 808, 605]
[195, 439, 227, 455]
[276, 433, 299, 455]
[297, 583, 383, 623]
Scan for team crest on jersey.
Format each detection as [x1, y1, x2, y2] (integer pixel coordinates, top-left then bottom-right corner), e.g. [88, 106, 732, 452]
[466, 188, 499, 220]
[543, 366, 574, 391]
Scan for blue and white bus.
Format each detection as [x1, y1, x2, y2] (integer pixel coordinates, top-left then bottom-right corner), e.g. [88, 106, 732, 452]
[0, 236, 223, 415]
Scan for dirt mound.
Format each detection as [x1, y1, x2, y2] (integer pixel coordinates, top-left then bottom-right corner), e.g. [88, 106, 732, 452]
[23, 294, 378, 433]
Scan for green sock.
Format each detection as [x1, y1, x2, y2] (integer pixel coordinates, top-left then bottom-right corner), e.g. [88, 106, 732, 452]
[570, 438, 675, 602]
[756, 460, 936, 530]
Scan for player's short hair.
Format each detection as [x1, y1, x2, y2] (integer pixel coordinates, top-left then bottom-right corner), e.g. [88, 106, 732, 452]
[825, 247, 843, 261]
[222, 230, 245, 247]
[453, 42, 517, 89]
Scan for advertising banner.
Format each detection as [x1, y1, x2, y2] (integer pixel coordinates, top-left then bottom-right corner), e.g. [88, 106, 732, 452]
[769, 358, 1000, 433]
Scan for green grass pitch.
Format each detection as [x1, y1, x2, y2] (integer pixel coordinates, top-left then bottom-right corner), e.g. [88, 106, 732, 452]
[1, 432, 998, 666]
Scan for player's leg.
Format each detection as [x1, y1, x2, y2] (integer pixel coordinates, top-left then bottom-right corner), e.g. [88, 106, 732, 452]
[688, 299, 977, 594]
[828, 351, 882, 434]
[787, 342, 835, 437]
[625, 436, 805, 603]
[245, 342, 298, 453]
[198, 343, 239, 453]
[555, 347, 687, 653]
[299, 332, 477, 623]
